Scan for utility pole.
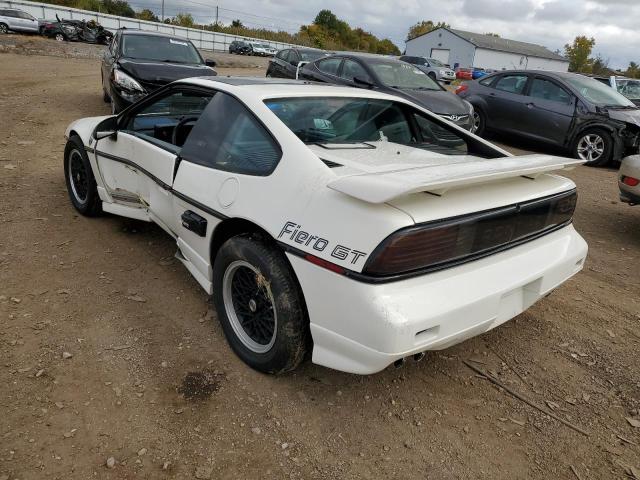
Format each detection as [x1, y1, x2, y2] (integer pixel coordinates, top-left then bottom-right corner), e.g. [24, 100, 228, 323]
[161, 0, 164, 22]
[215, 6, 218, 29]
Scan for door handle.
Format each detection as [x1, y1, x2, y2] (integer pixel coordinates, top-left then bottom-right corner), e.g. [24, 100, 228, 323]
[489, 92, 496, 97]
[526, 102, 535, 109]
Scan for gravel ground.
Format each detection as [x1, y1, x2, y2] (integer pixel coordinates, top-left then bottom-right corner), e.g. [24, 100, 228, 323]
[1, 36, 639, 480]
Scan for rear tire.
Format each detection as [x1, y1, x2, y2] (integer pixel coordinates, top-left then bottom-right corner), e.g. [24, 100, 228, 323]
[572, 128, 613, 167]
[54, 33, 65, 42]
[64, 135, 102, 216]
[0, 23, 8, 34]
[212, 235, 308, 374]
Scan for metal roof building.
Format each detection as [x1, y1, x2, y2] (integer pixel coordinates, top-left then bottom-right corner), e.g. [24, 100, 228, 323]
[405, 27, 569, 72]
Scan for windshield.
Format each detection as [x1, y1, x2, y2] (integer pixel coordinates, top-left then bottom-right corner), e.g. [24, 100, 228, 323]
[300, 50, 326, 62]
[122, 35, 203, 64]
[616, 79, 640, 100]
[369, 61, 441, 90]
[264, 97, 471, 156]
[565, 75, 635, 107]
[428, 58, 445, 67]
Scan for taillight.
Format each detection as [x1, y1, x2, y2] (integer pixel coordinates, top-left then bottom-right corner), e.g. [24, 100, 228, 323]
[622, 175, 640, 187]
[455, 84, 468, 95]
[363, 190, 577, 277]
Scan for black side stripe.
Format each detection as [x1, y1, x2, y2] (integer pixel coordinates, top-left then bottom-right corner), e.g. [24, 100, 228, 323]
[90, 148, 228, 220]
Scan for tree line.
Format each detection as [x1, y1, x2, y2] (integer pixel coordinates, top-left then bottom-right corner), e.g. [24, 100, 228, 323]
[564, 36, 639, 78]
[36, 0, 400, 55]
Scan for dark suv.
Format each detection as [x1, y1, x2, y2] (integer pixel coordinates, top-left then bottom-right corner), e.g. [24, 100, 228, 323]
[457, 70, 640, 166]
[229, 40, 250, 55]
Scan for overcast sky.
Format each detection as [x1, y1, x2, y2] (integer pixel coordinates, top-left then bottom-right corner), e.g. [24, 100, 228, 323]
[132, 0, 639, 69]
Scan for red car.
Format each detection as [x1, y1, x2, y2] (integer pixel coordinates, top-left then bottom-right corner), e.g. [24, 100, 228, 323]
[456, 67, 473, 80]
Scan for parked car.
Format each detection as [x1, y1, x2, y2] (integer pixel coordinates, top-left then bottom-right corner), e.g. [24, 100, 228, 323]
[62, 77, 587, 374]
[41, 16, 112, 44]
[248, 42, 277, 56]
[619, 155, 640, 204]
[472, 68, 488, 80]
[0, 8, 39, 34]
[266, 47, 327, 78]
[228, 40, 250, 55]
[299, 53, 475, 130]
[101, 29, 217, 113]
[456, 70, 640, 166]
[592, 75, 640, 107]
[456, 67, 473, 80]
[398, 55, 456, 83]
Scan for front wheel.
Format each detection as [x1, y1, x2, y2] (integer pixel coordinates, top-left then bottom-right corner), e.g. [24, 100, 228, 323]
[64, 136, 102, 216]
[572, 128, 613, 167]
[471, 108, 486, 136]
[212, 235, 309, 374]
[54, 33, 65, 42]
[0, 23, 8, 34]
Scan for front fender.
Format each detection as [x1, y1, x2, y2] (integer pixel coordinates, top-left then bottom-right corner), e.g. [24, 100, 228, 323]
[65, 115, 112, 145]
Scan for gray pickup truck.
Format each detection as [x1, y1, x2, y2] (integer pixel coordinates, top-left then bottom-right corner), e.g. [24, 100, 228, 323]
[399, 55, 456, 84]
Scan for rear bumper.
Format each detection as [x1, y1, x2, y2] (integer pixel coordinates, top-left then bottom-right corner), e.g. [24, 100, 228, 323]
[289, 225, 587, 374]
[619, 155, 640, 204]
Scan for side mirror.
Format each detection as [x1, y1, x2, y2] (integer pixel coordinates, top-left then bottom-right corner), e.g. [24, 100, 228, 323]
[93, 115, 118, 140]
[205, 59, 216, 68]
[354, 76, 374, 88]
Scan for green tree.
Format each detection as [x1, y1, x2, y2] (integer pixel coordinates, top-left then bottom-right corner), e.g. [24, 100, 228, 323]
[172, 12, 194, 28]
[564, 36, 595, 73]
[136, 8, 159, 22]
[406, 20, 449, 41]
[590, 55, 610, 76]
[626, 62, 640, 78]
[231, 19, 244, 28]
[313, 9, 340, 31]
[102, 0, 135, 17]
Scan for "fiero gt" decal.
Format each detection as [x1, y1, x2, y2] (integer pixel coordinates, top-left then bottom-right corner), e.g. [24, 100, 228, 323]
[278, 221, 368, 265]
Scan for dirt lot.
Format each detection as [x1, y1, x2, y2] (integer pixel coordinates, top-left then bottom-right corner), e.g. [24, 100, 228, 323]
[1, 36, 640, 480]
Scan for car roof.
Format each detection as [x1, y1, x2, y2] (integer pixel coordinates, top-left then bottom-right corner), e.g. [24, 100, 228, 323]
[179, 76, 404, 100]
[119, 29, 189, 40]
[321, 52, 402, 63]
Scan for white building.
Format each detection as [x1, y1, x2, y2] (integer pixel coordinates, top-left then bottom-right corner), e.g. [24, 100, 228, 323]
[405, 27, 569, 72]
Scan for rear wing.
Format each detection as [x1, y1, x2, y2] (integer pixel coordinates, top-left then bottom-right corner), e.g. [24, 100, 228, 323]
[327, 155, 584, 203]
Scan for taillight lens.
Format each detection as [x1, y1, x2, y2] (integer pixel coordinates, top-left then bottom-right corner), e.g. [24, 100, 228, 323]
[622, 175, 640, 187]
[455, 84, 468, 95]
[364, 190, 577, 277]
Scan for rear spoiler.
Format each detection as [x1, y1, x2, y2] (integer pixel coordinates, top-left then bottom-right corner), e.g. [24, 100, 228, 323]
[327, 155, 584, 203]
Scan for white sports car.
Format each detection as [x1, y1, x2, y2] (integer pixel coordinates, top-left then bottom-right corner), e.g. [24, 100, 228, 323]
[63, 77, 588, 374]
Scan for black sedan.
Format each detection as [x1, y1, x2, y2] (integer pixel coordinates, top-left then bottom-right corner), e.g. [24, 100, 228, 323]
[298, 53, 475, 131]
[101, 29, 217, 113]
[266, 48, 327, 79]
[456, 70, 640, 166]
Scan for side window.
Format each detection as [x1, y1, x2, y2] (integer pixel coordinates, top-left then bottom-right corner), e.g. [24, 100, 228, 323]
[317, 58, 342, 76]
[340, 60, 370, 83]
[18, 11, 34, 19]
[413, 112, 468, 155]
[276, 49, 288, 60]
[287, 50, 300, 65]
[479, 75, 494, 86]
[494, 74, 528, 94]
[124, 90, 213, 150]
[181, 93, 281, 176]
[529, 77, 571, 103]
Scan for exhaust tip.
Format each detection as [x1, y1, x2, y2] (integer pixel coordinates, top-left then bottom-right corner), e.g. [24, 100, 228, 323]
[413, 352, 425, 363]
[393, 358, 405, 369]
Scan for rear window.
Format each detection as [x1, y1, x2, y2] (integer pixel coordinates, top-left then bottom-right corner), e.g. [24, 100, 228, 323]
[264, 97, 478, 157]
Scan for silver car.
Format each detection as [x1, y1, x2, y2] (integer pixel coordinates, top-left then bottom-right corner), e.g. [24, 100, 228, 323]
[399, 55, 456, 84]
[619, 155, 640, 205]
[0, 8, 39, 34]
